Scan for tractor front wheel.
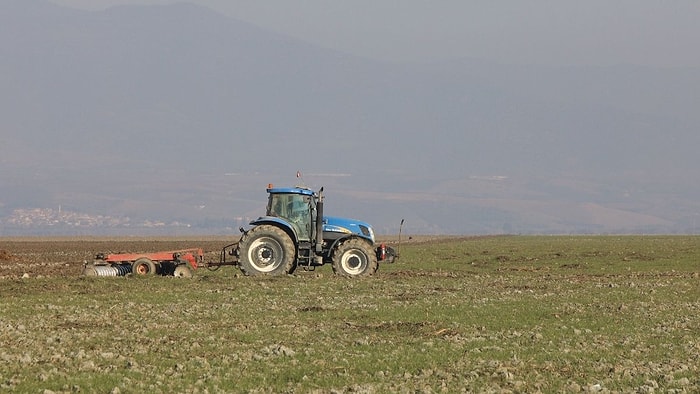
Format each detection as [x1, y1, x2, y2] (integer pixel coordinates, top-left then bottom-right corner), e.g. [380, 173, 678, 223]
[237, 225, 296, 276]
[332, 238, 378, 277]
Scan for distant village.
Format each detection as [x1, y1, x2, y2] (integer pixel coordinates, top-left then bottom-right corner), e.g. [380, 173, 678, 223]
[0, 207, 250, 235]
[5, 207, 135, 228]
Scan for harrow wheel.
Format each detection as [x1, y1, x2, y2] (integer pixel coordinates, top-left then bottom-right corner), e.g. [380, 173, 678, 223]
[132, 258, 157, 276]
[173, 265, 193, 278]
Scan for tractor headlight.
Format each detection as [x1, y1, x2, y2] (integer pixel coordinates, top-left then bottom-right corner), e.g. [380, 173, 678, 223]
[360, 225, 375, 243]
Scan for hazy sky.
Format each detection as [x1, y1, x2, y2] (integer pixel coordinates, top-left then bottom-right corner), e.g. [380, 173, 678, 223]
[48, 0, 700, 67]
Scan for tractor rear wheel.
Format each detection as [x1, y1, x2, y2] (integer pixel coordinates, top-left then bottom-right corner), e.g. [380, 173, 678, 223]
[237, 225, 296, 276]
[132, 258, 157, 276]
[331, 238, 378, 277]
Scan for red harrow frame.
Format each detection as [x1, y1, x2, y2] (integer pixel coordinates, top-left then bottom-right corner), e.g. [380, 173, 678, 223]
[82, 242, 241, 278]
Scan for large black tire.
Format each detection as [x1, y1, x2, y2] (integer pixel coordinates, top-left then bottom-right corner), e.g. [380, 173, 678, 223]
[237, 225, 296, 276]
[132, 258, 157, 276]
[331, 238, 378, 277]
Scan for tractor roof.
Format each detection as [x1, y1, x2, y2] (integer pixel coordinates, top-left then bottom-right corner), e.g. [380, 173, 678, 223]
[266, 186, 315, 196]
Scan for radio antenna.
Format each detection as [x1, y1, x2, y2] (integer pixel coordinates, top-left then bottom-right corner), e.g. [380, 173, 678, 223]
[295, 170, 306, 187]
[397, 219, 405, 257]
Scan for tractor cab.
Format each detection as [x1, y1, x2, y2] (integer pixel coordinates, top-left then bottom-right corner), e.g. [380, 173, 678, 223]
[266, 186, 316, 242]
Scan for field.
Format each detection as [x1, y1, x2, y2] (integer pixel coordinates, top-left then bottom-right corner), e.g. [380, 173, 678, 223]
[1, 235, 699, 393]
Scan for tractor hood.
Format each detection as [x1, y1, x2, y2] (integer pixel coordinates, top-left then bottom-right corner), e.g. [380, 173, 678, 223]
[323, 216, 375, 243]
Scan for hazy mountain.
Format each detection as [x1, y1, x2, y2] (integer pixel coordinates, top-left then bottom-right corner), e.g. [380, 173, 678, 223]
[1, 1, 699, 235]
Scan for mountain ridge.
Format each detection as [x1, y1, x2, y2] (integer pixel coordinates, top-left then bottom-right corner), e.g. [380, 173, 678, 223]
[1, 1, 698, 235]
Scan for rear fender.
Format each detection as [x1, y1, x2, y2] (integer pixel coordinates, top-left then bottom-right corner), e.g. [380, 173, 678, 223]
[249, 216, 299, 245]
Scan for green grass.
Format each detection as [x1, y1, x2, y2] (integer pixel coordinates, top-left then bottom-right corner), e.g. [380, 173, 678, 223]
[1, 235, 699, 392]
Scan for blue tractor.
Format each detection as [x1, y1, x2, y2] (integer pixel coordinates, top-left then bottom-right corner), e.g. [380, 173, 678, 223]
[233, 185, 397, 277]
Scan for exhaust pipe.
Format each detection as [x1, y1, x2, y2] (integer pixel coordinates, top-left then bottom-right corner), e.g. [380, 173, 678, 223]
[315, 187, 324, 254]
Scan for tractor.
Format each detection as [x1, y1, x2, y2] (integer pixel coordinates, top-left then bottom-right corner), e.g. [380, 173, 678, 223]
[232, 185, 397, 277]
